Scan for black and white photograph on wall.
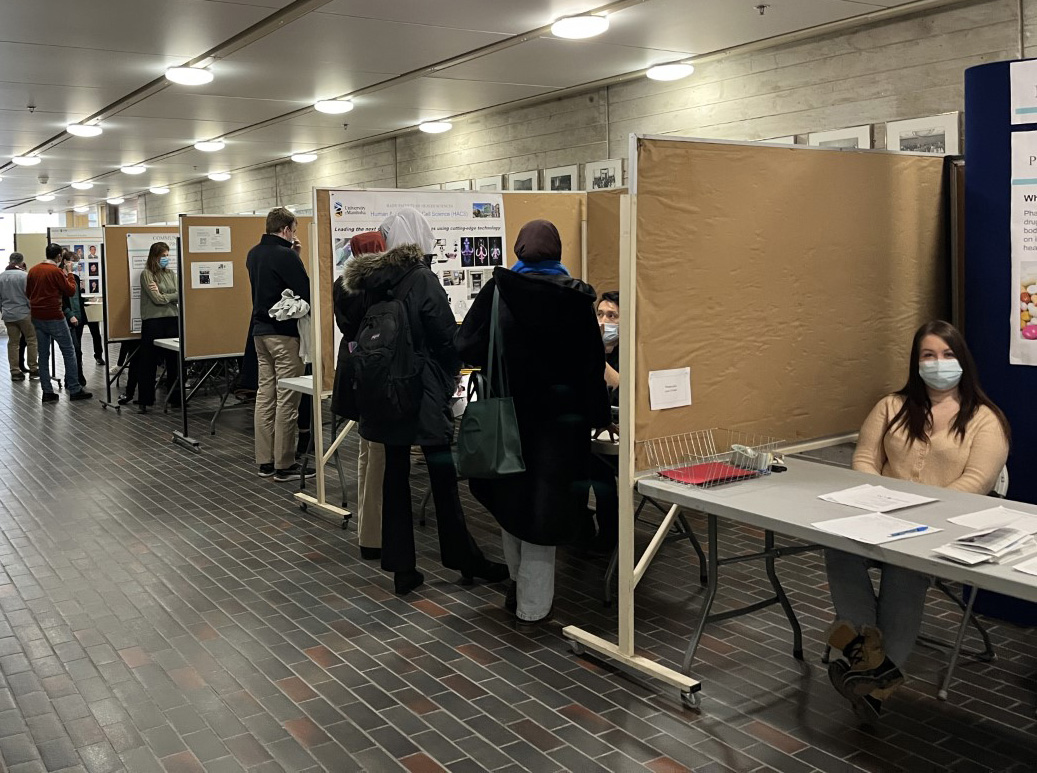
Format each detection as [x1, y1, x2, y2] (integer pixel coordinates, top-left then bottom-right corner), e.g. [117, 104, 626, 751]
[476, 176, 503, 191]
[468, 268, 492, 298]
[585, 159, 622, 190]
[442, 180, 472, 191]
[507, 170, 539, 191]
[885, 113, 960, 155]
[807, 125, 872, 150]
[488, 237, 503, 266]
[547, 165, 578, 191]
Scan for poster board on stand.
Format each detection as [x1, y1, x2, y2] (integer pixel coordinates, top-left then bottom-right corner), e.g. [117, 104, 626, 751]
[103, 225, 178, 342]
[586, 189, 625, 296]
[49, 227, 103, 297]
[178, 214, 312, 361]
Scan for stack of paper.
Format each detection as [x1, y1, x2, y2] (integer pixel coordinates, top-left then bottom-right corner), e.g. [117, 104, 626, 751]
[812, 513, 940, 545]
[819, 485, 938, 513]
[947, 506, 1037, 535]
[933, 527, 1037, 566]
[1014, 556, 1037, 577]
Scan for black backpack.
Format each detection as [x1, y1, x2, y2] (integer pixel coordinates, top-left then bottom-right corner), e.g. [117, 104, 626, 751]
[345, 266, 425, 423]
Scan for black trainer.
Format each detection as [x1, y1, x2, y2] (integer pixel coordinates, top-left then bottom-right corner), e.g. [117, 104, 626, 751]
[273, 464, 316, 482]
[69, 390, 93, 401]
[42, 392, 59, 404]
[258, 463, 275, 478]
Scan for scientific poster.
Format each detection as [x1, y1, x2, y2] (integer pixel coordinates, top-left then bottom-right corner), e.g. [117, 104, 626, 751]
[191, 261, 233, 289]
[1010, 60, 1037, 125]
[1010, 132, 1037, 365]
[328, 189, 506, 322]
[50, 228, 103, 297]
[127, 232, 178, 334]
[188, 225, 231, 253]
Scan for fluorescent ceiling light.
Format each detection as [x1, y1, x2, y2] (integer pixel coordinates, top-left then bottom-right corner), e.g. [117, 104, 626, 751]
[165, 66, 213, 85]
[419, 121, 452, 134]
[314, 99, 354, 114]
[194, 140, 225, 152]
[290, 153, 318, 163]
[67, 123, 102, 137]
[12, 155, 41, 166]
[121, 165, 146, 175]
[73, 205, 91, 213]
[551, 13, 609, 39]
[647, 63, 695, 81]
[35, 194, 55, 202]
[106, 197, 125, 205]
[70, 181, 94, 190]
[149, 186, 170, 195]
[208, 172, 231, 181]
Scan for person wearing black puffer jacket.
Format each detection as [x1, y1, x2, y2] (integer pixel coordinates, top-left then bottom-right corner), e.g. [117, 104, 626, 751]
[338, 207, 508, 597]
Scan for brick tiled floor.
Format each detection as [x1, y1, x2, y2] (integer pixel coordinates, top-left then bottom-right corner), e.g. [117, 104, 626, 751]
[0, 350, 1036, 772]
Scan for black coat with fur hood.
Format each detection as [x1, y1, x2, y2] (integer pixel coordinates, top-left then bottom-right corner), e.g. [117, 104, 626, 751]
[332, 244, 460, 446]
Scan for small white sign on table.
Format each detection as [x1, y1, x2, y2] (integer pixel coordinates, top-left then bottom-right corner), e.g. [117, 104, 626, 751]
[648, 367, 692, 411]
[191, 261, 233, 289]
[188, 225, 231, 253]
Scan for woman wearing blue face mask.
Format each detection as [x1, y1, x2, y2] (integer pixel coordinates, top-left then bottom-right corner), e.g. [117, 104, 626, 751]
[825, 319, 1010, 724]
[136, 242, 180, 413]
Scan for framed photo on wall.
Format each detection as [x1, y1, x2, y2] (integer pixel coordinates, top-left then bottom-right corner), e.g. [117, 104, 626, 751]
[443, 180, 472, 191]
[884, 113, 961, 155]
[507, 170, 539, 191]
[546, 165, 579, 192]
[475, 175, 504, 191]
[764, 136, 797, 144]
[807, 125, 873, 149]
[584, 159, 622, 190]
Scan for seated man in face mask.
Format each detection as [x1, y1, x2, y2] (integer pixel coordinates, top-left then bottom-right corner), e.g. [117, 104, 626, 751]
[587, 291, 620, 552]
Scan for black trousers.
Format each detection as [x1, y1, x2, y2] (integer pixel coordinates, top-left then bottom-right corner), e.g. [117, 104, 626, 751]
[138, 317, 180, 407]
[381, 443, 485, 574]
[68, 322, 86, 387]
[118, 341, 140, 398]
[86, 320, 104, 360]
[589, 453, 619, 546]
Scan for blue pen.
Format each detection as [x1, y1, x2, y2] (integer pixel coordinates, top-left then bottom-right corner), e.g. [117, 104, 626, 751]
[889, 526, 929, 537]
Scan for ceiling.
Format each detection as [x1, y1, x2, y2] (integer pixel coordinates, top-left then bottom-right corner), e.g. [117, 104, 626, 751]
[0, 0, 921, 211]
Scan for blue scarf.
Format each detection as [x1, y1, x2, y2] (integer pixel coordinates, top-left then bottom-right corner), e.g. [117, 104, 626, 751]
[512, 259, 570, 276]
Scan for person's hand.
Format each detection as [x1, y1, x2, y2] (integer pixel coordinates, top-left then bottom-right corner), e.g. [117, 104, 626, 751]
[595, 423, 620, 442]
[292, 239, 302, 254]
[70, 316, 78, 326]
[148, 281, 159, 294]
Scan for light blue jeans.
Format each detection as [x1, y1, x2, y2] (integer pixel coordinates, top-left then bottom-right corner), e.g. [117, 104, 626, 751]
[32, 318, 81, 395]
[501, 528, 555, 621]
[824, 549, 930, 667]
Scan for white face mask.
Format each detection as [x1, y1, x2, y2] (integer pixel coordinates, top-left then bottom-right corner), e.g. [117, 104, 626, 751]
[602, 322, 619, 345]
[918, 359, 962, 391]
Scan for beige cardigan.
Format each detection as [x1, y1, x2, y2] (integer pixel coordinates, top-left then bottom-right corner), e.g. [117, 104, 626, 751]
[852, 394, 1008, 495]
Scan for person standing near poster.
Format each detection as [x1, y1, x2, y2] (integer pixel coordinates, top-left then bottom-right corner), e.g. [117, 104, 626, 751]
[60, 250, 89, 389]
[246, 207, 312, 481]
[136, 242, 180, 413]
[0, 252, 38, 381]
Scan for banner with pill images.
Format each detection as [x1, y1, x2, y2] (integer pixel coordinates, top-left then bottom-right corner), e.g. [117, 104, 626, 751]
[1011, 132, 1037, 365]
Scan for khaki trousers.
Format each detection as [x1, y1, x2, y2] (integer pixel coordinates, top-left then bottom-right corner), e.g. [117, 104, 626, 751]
[254, 335, 304, 470]
[357, 439, 385, 548]
[5, 318, 38, 376]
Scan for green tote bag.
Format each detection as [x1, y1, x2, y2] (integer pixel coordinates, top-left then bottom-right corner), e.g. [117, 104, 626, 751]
[456, 287, 526, 479]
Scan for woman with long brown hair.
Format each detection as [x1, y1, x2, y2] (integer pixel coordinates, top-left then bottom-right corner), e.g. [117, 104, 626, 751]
[136, 241, 180, 413]
[825, 320, 1010, 723]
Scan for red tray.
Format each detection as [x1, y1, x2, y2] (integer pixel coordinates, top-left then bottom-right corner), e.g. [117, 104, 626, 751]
[658, 461, 758, 486]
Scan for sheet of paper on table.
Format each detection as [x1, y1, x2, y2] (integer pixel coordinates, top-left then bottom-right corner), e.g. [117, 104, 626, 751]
[811, 513, 941, 545]
[947, 506, 1037, 534]
[1014, 556, 1037, 577]
[819, 484, 938, 513]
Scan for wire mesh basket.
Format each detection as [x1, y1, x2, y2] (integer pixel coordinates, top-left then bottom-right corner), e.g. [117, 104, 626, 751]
[637, 428, 783, 489]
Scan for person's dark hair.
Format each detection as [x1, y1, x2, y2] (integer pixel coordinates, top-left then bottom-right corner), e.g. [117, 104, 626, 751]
[8, 252, 24, 266]
[145, 242, 170, 274]
[889, 320, 1010, 445]
[45, 243, 63, 261]
[266, 207, 297, 235]
[600, 290, 619, 306]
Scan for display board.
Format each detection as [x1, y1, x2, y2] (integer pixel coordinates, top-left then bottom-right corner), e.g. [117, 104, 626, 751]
[49, 228, 103, 296]
[585, 189, 624, 296]
[179, 214, 312, 361]
[103, 225, 177, 342]
[632, 137, 948, 449]
[500, 191, 585, 279]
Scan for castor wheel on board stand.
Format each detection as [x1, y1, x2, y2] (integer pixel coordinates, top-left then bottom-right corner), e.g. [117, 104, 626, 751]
[568, 640, 585, 656]
[299, 502, 308, 512]
[681, 690, 702, 709]
[340, 518, 348, 530]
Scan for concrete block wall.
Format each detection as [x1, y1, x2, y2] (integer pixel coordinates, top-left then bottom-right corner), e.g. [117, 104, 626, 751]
[145, 0, 1024, 223]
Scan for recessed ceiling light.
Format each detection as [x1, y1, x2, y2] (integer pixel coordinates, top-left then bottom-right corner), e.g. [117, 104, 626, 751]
[165, 66, 213, 85]
[71, 181, 94, 190]
[290, 153, 318, 163]
[73, 205, 91, 213]
[647, 63, 695, 81]
[419, 121, 453, 134]
[67, 123, 102, 137]
[149, 186, 170, 195]
[35, 194, 55, 202]
[12, 155, 41, 166]
[208, 172, 231, 181]
[121, 165, 146, 175]
[551, 13, 609, 39]
[314, 99, 354, 114]
[106, 197, 125, 205]
[194, 140, 225, 152]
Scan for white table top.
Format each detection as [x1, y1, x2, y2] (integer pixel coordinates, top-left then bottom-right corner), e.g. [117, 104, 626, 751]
[278, 375, 331, 398]
[638, 458, 1037, 604]
[154, 337, 179, 352]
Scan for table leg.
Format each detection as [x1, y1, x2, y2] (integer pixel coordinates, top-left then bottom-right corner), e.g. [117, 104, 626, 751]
[938, 586, 978, 701]
[210, 359, 232, 435]
[765, 530, 804, 660]
[682, 514, 720, 675]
